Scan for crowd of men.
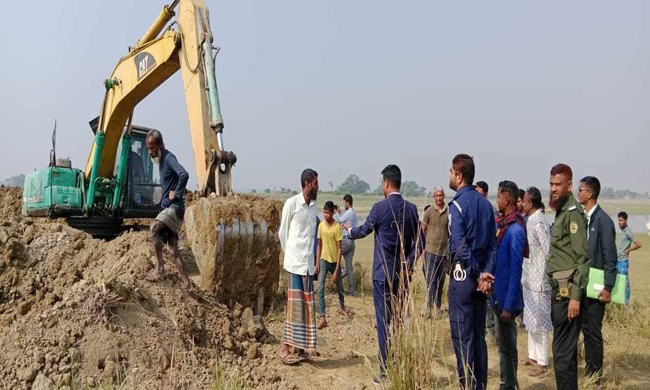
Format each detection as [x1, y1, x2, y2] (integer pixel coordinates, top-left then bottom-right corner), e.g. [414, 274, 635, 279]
[276, 154, 643, 390]
[140, 132, 644, 390]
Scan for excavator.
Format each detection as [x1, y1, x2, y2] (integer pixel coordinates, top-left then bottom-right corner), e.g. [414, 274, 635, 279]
[23, 0, 238, 236]
[21, 0, 281, 309]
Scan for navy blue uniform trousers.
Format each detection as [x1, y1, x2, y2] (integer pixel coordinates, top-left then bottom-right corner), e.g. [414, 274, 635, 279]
[449, 276, 488, 390]
[373, 278, 401, 373]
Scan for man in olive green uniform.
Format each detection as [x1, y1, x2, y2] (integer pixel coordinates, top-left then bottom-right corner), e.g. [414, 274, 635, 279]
[546, 163, 591, 390]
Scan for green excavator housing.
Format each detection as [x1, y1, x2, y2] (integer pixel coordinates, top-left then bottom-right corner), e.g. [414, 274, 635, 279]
[22, 166, 84, 217]
[22, 122, 163, 237]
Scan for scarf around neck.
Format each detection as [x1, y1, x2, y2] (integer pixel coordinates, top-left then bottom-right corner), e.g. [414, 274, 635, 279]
[497, 211, 529, 258]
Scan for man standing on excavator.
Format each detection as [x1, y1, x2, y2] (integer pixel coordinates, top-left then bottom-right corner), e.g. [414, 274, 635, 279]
[145, 129, 192, 291]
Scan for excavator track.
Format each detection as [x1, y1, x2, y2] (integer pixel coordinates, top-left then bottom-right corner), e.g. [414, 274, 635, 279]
[66, 216, 125, 239]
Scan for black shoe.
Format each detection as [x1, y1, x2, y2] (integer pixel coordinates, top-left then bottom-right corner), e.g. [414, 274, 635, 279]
[373, 374, 387, 386]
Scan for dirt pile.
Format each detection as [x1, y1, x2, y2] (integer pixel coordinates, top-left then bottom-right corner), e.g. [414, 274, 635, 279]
[185, 196, 282, 313]
[0, 188, 284, 389]
[0, 186, 22, 219]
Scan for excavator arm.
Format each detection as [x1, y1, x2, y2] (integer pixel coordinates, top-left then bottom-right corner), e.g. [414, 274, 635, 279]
[84, 0, 235, 199]
[24, 1, 281, 309]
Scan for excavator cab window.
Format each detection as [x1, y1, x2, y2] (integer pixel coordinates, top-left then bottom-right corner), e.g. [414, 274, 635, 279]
[122, 127, 163, 217]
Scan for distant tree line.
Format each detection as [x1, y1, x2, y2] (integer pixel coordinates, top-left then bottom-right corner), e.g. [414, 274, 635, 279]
[330, 174, 649, 200]
[334, 174, 427, 197]
[598, 187, 649, 200]
[0, 174, 26, 188]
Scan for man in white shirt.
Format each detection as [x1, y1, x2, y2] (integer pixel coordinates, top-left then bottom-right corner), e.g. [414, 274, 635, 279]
[278, 169, 319, 365]
[339, 194, 359, 296]
[521, 186, 553, 377]
[334, 205, 342, 223]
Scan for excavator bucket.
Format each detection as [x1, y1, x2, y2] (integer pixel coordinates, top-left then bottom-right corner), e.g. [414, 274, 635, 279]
[176, 0, 283, 313]
[184, 196, 283, 313]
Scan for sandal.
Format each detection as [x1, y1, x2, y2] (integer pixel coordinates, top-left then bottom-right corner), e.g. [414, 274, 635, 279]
[521, 358, 536, 366]
[280, 350, 301, 366]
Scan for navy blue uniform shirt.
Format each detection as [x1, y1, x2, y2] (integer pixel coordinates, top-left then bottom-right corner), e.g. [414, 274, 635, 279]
[350, 193, 421, 282]
[159, 150, 189, 213]
[449, 186, 497, 280]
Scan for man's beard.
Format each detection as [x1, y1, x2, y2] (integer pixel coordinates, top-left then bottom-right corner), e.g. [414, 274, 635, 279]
[549, 193, 569, 211]
[310, 188, 318, 201]
[449, 179, 457, 192]
[151, 150, 161, 165]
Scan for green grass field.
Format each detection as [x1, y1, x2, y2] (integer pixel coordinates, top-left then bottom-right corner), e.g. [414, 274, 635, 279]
[258, 192, 650, 217]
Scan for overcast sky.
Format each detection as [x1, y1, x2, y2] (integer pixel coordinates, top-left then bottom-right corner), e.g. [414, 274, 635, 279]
[1, 1, 648, 194]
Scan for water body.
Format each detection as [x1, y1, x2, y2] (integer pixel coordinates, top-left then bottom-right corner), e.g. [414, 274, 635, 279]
[545, 214, 649, 234]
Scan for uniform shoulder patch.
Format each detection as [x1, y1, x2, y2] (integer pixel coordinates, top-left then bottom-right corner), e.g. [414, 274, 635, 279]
[570, 221, 578, 234]
[568, 205, 577, 211]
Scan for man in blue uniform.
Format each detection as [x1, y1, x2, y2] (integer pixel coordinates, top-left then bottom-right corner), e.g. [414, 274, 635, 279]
[447, 154, 497, 390]
[343, 164, 420, 385]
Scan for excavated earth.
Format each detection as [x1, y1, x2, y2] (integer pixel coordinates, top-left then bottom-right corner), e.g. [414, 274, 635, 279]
[0, 187, 287, 389]
[185, 196, 282, 313]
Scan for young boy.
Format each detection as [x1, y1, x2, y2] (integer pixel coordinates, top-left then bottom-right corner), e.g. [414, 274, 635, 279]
[316, 201, 349, 329]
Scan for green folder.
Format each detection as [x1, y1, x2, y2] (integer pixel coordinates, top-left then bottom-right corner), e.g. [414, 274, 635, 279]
[586, 267, 626, 305]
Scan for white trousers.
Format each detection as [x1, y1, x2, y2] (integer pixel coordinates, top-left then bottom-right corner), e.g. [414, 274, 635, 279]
[528, 330, 549, 366]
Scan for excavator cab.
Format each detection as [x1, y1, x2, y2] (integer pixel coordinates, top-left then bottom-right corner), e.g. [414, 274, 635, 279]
[119, 127, 163, 218]
[89, 117, 162, 219]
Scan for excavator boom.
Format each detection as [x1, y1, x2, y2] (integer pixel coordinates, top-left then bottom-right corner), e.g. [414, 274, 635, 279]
[83, 0, 234, 198]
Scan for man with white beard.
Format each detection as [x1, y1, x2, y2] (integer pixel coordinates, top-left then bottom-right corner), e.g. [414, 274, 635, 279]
[145, 129, 192, 290]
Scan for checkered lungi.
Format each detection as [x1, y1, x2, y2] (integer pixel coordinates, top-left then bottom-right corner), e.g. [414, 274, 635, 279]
[283, 272, 317, 350]
[155, 207, 182, 236]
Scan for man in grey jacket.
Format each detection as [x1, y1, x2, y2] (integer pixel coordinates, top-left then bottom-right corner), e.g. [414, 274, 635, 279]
[578, 176, 617, 389]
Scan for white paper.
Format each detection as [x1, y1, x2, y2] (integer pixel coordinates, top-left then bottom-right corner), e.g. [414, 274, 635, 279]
[593, 283, 604, 292]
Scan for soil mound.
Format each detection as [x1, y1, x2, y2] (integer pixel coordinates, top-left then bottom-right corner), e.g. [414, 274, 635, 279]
[0, 186, 22, 220]
[0, 188, 281, 389]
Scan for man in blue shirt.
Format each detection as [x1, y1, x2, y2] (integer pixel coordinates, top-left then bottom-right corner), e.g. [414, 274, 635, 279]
[339, 194, 359, 295]
[343, 165, 420, 384]
[484, 181, 526, 390]
[447, 154, 497, 390]
[145, 129, 191, 290]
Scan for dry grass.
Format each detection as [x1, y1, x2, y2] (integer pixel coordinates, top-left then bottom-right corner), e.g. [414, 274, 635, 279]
[383, 307, 455, 389]
[211, 360, 251, 390]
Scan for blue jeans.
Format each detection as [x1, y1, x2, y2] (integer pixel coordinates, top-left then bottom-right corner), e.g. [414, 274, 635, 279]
[617, 259, 630, 306]
[317, 259, 344, 316]
[423, 252, 447, 311]
[342, 238, 356, 295]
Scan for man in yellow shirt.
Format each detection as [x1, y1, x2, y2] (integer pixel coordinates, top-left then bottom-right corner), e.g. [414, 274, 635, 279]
[316, 201, 349, 329]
